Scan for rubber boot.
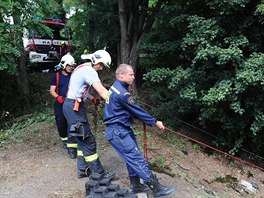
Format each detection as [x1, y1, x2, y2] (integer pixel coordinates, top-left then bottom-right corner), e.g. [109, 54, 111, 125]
[146, 174, 176, 197]
[129, 176, 150, 193]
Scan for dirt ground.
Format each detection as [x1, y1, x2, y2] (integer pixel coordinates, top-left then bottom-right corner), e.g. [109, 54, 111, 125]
[1, 115, 264, 198]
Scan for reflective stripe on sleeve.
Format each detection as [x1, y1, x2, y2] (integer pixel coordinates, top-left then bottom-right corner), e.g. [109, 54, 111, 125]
[110, 86, 120, 94]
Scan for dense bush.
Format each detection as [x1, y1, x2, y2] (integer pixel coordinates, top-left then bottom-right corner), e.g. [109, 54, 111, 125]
[142, 0, 264, 156]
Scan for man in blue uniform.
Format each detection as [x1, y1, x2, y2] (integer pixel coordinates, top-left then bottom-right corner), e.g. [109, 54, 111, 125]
[104, 64, 176, 197]
[63, 50, 115, 179]
[50, 54, 78, 159]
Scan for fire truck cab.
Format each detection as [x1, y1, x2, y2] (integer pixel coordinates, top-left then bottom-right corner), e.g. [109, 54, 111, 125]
[23, 18, 70, 65]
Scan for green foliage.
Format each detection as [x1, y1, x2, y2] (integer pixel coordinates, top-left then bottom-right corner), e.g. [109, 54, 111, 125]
[0, 15, 20, 71]
[211, 174, 237, 184]
[202, 80, 233, 105]
[255, 1, 264, 22]
[143, 68, 174, 83]
[149, 156, 166, 172]
[250, 112, 264, 136]
[229, 138, 243, 155]
[65, 0, 119, 63]
[206, 0, 248, 15]
[193, 46, 243, 66]
[236, 53, 264, 86]
[192, 143, 202, 151]
[141, 0, 264, 157]
[182, 16, 221, 49]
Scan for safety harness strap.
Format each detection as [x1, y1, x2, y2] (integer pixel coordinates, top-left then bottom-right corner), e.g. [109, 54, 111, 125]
[55, 72, 59, 94]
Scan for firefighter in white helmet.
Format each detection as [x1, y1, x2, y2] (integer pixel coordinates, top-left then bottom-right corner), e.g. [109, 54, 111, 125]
[50, 53, 78, 159]
[62, 50, 115, 179]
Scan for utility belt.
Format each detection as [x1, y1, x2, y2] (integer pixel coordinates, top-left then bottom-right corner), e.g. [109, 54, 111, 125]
[65, 98, 84, 112]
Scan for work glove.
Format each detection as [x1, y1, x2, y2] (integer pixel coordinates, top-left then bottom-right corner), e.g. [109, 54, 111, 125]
[56, 96, 64, 104]
[92, 97, 104, 107]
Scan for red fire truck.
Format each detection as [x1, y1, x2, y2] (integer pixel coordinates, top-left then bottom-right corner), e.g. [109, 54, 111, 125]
[23, 18, 70, 66]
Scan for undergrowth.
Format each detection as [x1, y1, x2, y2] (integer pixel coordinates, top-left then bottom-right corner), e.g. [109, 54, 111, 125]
[0, 108, 54, 148]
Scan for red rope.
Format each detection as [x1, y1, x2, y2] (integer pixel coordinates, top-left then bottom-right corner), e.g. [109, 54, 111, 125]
[164, 126, 264, 171]
[143, 123, 148, 160]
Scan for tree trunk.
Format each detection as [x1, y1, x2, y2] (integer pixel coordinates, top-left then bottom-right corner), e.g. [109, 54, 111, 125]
[118, 0, 131, 64]
[16, 55, 30, 111]
[13, 15, 30, 111]
[118, 0, 165, 93]
[118, 0, 138, 93]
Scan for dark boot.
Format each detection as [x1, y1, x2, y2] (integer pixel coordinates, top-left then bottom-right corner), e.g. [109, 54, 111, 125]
[146, 174, 176, 197]
[77, 167, 91, 179]
[68, 149, 77, 159]
[129, 176, 150, 193]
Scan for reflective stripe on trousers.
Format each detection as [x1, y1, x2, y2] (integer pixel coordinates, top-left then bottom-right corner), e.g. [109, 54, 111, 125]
[67, 143, 78, 148]
[77, 150, 99, 162]
[61, 137, 68, 141]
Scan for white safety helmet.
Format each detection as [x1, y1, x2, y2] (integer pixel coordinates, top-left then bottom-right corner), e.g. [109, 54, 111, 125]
[59, 53, 76, 69]
[91, 50, 111, 68]
[81, 53, 93, 60]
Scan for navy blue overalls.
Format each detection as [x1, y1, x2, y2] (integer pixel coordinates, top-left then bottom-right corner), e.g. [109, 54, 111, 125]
[104, 79, 157, 182]
[63, 98, 104, 173]
[50, 71, 77, 151]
